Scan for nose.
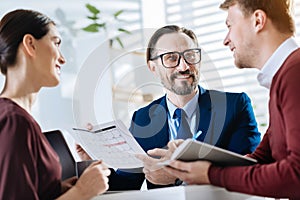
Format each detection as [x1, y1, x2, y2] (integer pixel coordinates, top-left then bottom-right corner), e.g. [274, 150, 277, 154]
[223, 32, 230, 46]
[176, 56, 190, 71]
[58, 51, 66, 65]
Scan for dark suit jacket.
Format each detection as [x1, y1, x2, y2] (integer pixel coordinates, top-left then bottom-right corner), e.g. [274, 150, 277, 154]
[108, 87, 260, 190]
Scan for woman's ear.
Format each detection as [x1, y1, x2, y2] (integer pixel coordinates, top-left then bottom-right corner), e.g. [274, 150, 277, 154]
[22, 34, 36, 57]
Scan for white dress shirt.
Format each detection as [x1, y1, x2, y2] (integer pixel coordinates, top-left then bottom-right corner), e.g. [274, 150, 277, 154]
[166, 89, 200, 141]
[257, 37, 299, 89]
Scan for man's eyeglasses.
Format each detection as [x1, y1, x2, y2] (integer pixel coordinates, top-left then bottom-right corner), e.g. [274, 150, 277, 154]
[150, 48, 201, 68]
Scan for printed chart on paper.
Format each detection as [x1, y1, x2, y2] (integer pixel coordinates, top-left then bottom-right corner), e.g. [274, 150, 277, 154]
[71, 120, 146, 168]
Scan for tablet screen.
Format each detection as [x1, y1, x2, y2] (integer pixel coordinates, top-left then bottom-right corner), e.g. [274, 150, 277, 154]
[44, 130, 76, 180]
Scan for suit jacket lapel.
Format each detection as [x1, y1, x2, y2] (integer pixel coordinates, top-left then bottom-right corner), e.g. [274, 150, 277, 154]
[197, 88, 212, 142]
[148, 96, 169, 147]
[199, 89, 227, 145]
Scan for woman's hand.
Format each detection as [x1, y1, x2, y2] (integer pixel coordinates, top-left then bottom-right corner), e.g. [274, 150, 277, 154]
[75, 123, 94, 161]
[73, 160, 111, 198]
[57, 160, 111, 200]
[61, 176, 78, 194]
[75, 144, 92, 161]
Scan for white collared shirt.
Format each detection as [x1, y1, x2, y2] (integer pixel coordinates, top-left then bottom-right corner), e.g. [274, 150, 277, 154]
[167, 89, 200, 140]
[257, 37, 299, 89]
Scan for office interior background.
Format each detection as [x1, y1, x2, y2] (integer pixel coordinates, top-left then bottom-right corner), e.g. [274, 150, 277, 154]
[1, 0, 300, 149]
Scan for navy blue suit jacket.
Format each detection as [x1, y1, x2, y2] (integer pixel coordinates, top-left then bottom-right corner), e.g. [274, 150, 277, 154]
[108, 87, 260, 190]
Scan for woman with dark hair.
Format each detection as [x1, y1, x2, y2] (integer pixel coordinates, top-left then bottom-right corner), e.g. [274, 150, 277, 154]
[0, 9, 110, 200]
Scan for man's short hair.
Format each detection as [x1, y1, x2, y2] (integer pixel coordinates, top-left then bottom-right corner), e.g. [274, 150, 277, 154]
[146, 25, 198, 63]
[219, 0, 295, 35]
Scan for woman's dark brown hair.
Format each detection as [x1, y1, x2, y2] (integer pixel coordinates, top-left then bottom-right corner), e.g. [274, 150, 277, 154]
[0, 9, 54, 74]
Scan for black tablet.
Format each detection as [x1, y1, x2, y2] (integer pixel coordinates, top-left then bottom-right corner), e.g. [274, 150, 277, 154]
[44, 130, 76, 180]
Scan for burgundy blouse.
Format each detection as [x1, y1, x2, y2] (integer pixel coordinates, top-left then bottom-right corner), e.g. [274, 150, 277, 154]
[0, 98, 62, 200]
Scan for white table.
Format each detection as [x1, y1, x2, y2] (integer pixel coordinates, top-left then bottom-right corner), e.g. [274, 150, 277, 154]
[93, 185, 265, 200]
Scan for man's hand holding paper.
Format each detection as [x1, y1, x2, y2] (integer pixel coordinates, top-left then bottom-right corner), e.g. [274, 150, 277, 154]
[136, 139, 184, 185]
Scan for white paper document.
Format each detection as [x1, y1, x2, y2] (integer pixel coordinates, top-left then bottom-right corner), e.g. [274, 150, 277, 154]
[71, 120, 146, 169]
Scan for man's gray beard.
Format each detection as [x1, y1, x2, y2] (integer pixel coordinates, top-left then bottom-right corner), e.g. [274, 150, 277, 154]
[162, 80, 197, 95]
[163, 70, 199, 95]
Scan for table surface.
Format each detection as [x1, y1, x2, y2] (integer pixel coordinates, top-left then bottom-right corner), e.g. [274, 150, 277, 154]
[93, 185, 266, 200]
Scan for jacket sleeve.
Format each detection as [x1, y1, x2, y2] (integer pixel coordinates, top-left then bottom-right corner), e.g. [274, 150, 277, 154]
[108, 168, 145, 190]
[226, 92, 261, 154]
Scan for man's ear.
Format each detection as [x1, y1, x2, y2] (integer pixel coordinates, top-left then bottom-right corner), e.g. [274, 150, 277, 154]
[22, 34, 36, 57]
[147, 60, 157, 75]
[253, 9, 267, 33]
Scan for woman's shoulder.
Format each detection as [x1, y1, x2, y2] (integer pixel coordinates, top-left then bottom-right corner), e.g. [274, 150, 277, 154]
[0, 98, 31, 118]
[0, 98, 39, 131]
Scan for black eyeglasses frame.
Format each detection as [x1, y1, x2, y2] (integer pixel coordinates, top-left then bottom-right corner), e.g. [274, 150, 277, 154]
[149, 48, 201, 68]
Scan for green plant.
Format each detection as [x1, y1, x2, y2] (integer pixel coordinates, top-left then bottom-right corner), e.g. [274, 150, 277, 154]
[82, 3, 131, 48]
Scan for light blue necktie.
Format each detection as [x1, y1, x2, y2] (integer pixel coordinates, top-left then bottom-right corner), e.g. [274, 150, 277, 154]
[173, 108, 192, 139]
